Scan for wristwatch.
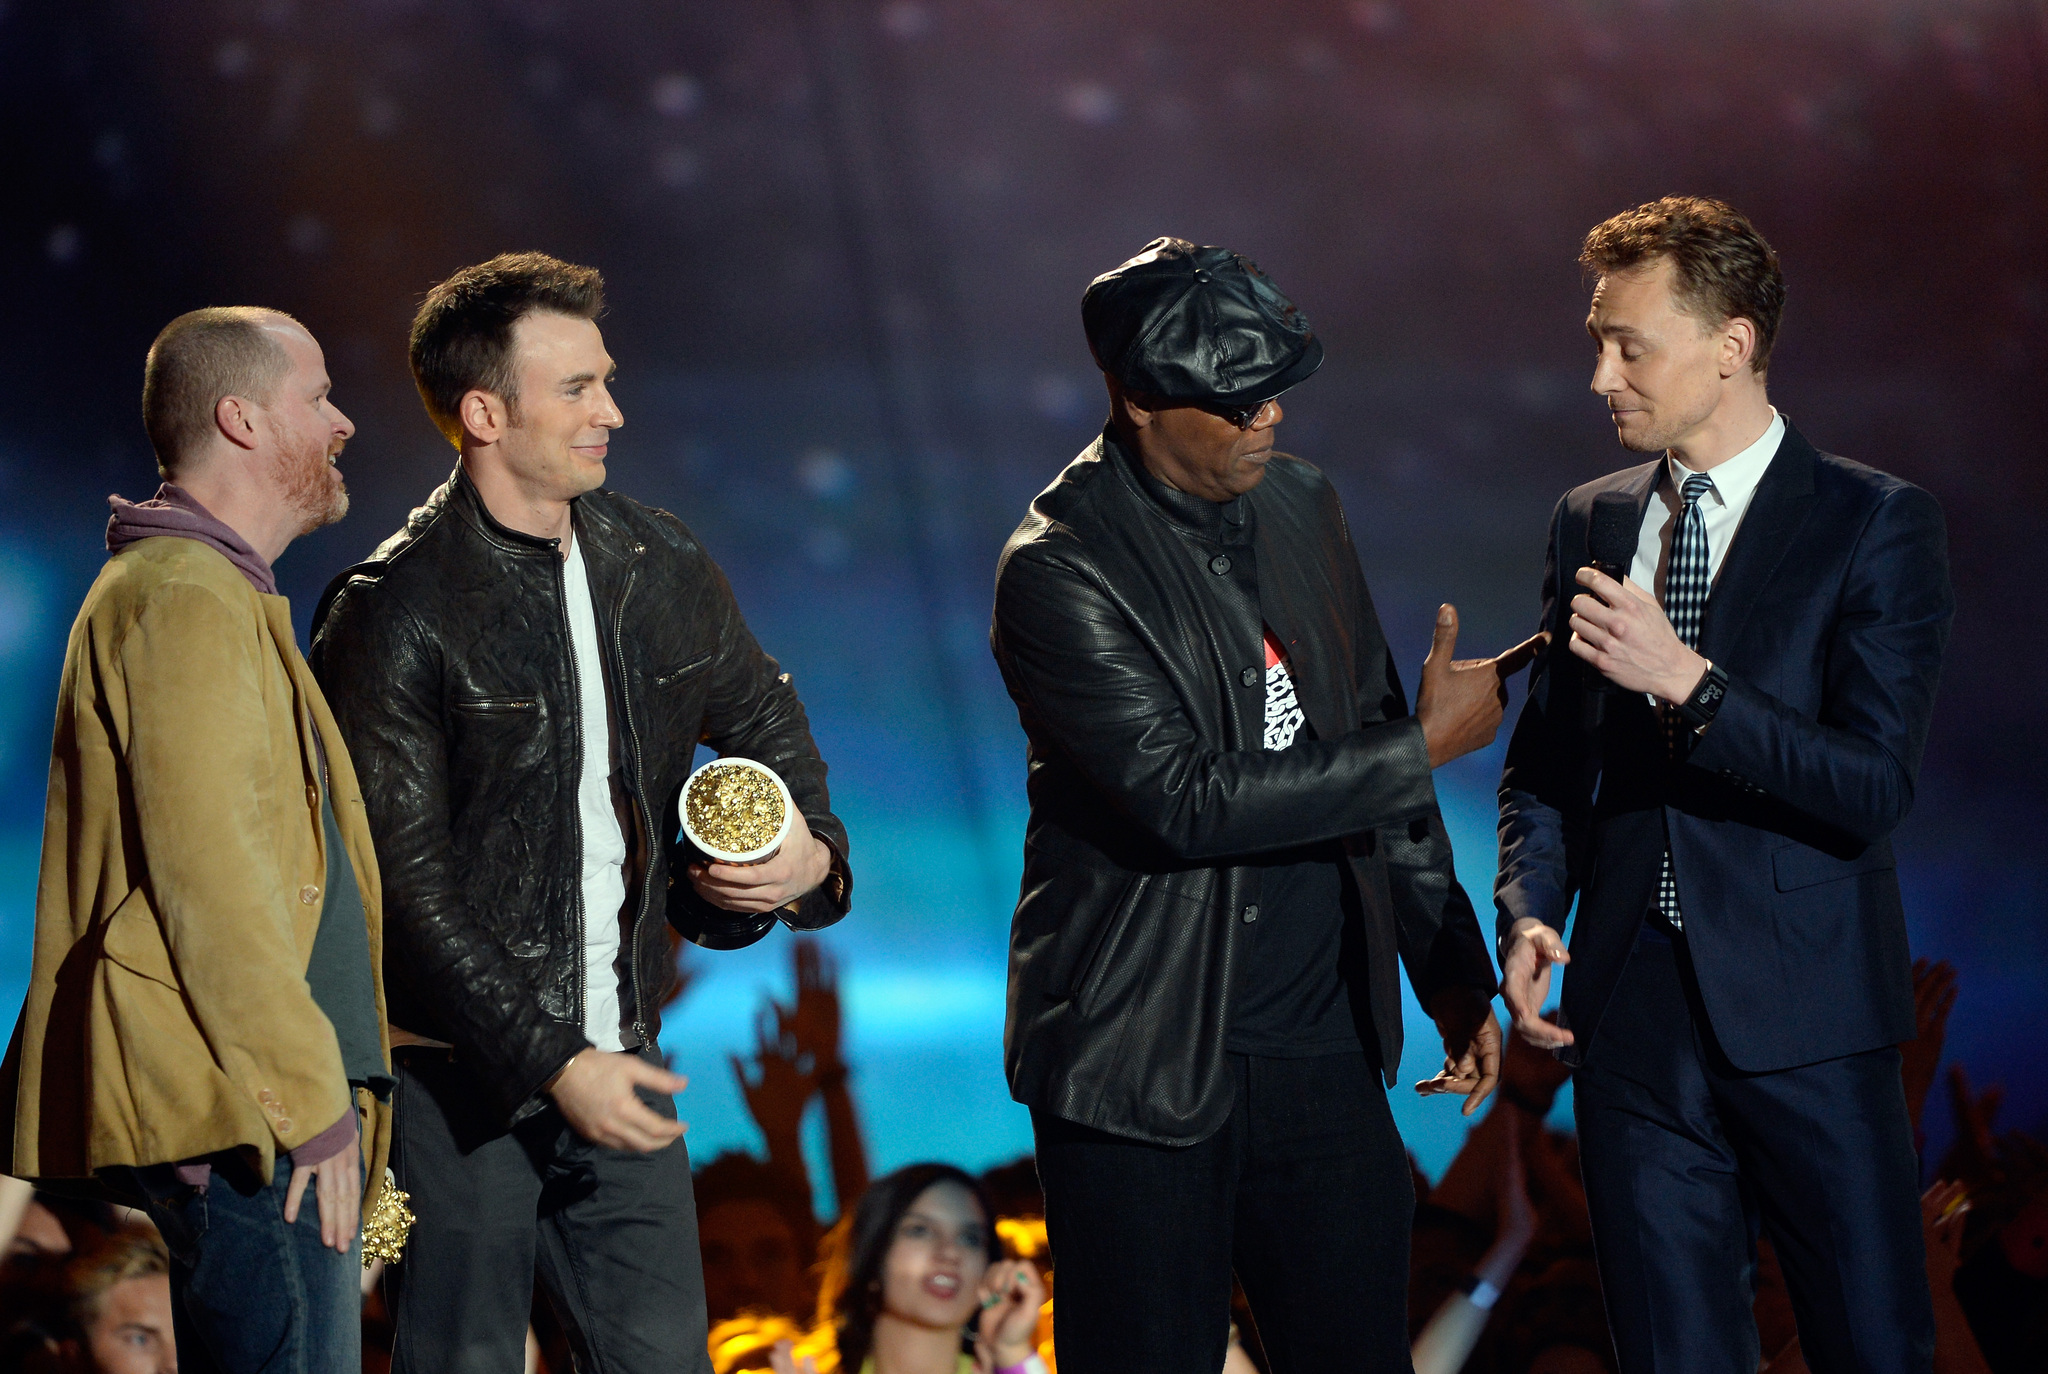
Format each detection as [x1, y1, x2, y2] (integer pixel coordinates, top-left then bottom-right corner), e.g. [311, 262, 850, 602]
[1673, 660, 1729, 731]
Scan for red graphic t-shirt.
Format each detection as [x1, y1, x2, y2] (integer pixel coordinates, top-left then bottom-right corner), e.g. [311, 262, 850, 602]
[1262, 627, 1306, 750]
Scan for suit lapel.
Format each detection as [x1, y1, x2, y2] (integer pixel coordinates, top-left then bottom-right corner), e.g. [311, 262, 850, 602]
[1697, 424, 1818, 664]
[1610, 461, 1662, 568]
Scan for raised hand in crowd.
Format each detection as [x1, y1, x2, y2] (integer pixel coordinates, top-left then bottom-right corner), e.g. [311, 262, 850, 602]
[1901, 957, 1959, 1136]
[1920, 1180, 1995, 1374]
[1412, 1109, 1538, 1374]
[790, 940, 871, 1211]
[733, 1004, 818, 1182]
[975, 1258, 1047, 1372]
[1414, 606, 1547, 768]
[1943, 1064, 2005, 1188]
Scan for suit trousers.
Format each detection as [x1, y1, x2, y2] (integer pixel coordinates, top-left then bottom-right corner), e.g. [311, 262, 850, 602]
[1573, 925, 1934, 1374]
[386, 1046, 710, 1374]
[1034, 1050, 1414, 1374]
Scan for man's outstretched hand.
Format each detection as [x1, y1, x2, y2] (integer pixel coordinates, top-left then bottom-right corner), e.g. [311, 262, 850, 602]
[1416, 604, 1547, 768]
[550, 1048, 689, 1153]
[1500, 918, 1575, 1050]
[1415, 986, 1503, 1116]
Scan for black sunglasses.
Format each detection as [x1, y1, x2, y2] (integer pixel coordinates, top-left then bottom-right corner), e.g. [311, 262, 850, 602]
[1207, 397, 1274, 429]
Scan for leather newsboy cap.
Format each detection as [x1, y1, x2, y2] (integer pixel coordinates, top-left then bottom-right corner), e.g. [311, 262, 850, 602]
[1082, 237, 1324, 407]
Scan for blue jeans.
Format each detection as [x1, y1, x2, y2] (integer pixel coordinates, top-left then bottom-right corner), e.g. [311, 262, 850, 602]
[141, 1155, 362, 1374]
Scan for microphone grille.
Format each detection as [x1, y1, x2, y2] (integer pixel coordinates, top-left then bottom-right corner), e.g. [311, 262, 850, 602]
[1587, 491, 1639, 570]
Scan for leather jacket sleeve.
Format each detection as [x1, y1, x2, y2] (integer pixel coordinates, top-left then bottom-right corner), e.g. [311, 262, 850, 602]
[313, 580, 589, 1122]
[994, 543, 1440, 861]
[665, 558, 852, 948]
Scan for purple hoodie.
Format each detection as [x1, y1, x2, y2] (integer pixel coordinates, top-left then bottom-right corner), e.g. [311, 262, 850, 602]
[106, 483, 277, 595]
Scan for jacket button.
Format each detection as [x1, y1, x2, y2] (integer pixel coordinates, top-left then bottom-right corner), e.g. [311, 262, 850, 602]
[1240, 666, 1260, 687]
[1241, 905, 1259, 923]
[1209, 554, 1231, 575]
[276, 1117, 293, 1133]
[305, 784, 319, 808]
[299, 884, 320, 905]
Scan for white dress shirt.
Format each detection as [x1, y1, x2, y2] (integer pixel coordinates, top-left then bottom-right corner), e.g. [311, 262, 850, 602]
[563, 535, 630, 1053]
[1629, 408, 1786, 600]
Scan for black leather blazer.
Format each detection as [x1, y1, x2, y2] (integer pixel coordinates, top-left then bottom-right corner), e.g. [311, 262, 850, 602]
[991, 427, 1496, 1146]
[1497, 423, 1952, 1070]
[311, 468, 850, 1124]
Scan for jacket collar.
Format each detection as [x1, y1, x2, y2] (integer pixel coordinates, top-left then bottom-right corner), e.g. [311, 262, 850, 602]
[446, 462, 570, 555]
[1100, 425, 1252, 546]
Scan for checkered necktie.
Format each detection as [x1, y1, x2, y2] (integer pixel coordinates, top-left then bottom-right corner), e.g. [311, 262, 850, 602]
[1656, 471, 1716, 929]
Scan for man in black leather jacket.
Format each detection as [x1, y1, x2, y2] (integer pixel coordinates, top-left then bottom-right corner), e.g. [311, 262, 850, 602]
[991, 239, 1539, 1373]
[311, 253, 849, 1373]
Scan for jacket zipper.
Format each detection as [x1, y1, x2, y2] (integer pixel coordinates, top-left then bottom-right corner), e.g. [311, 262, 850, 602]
[551, 542, 591, 1038]
[609, 555, 652, 1044]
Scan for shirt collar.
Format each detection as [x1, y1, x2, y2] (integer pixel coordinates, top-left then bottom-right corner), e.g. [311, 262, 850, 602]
[1666, 407, 1784, 508]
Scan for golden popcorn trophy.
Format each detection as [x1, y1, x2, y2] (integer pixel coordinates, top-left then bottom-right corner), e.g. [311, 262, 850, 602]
[679, 757, 795, 865]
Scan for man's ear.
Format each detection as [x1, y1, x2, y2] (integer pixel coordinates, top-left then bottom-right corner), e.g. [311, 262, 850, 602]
[1719, 316, 1760, 378]
[1105, 375, 1155, 431]
[214, 394, 263, 451]
[459, 389, 509, 446]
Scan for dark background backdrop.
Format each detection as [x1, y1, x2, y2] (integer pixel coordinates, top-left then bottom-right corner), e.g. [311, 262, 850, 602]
[2, 0, 2041, 1193]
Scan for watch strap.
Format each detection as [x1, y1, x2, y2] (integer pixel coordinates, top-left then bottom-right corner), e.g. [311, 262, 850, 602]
[1673, 661, 1729, 730]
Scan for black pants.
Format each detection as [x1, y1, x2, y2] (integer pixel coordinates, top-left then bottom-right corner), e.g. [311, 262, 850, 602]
[1034, 1050, 1414, 1374]
[386, 1047, 710, 1374]
[1574, 928, 1935, 1374]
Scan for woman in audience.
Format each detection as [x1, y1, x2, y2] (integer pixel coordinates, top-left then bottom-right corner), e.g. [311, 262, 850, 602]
[772, 1163, 1044, 1374]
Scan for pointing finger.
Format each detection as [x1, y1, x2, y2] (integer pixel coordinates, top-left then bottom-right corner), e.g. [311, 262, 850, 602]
[1492, 631, 1549, 677]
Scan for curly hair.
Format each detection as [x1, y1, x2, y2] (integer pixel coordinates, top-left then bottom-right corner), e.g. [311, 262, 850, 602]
[1581, 196, 1785, 374]
[408, 251, 606, 447]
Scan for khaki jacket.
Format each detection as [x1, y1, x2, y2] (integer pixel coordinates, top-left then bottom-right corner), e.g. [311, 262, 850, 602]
[0, 537, 392, 1210]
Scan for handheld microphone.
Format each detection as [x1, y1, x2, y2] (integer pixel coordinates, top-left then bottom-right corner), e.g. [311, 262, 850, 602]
[1580, 491, 1639, 730]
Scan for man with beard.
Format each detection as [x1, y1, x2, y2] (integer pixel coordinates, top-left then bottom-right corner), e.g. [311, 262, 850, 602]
[311, 253, 850, 1371]
[990, 239, 1537, 1372]
[1497, 197, 1953, 1371]
[1, 307, 391, 1374]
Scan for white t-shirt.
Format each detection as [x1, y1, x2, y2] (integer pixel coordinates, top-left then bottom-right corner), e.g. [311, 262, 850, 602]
[562, 535, 629, 1053]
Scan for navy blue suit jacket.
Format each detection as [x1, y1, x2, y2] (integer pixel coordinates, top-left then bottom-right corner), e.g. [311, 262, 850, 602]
[1496, 422, 1954, 1071]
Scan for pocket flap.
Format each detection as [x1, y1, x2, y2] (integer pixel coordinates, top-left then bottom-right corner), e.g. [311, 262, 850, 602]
[1772, 842, 1895, 892]
[100, 891, 182, 989]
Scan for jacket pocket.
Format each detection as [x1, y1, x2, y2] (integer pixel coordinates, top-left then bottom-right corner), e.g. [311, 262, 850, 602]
[100, 889, 180, 990]
[1771, 842, 1894, 892]
[449, 694, 542, 715]
[653, 651, 714, 688]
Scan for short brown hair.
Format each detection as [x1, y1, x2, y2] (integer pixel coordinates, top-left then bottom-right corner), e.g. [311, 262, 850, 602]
[49, 1223, 168, 1337]
[409, 252, 606, 447]
[1581, 196, 1785, 374]
[141, 307, 298, 477]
